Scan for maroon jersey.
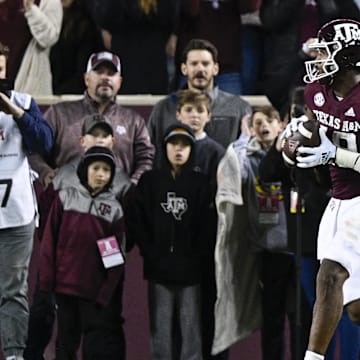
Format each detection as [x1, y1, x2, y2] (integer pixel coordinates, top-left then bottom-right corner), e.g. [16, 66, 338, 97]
[305, 82, 360, 200]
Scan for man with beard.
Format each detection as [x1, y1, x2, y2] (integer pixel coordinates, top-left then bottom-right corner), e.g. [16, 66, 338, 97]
[148, 38, 252, 162]
[148, 39, 251, 360]
[25, 51, 154, 360]
[30, 51, 154, 187]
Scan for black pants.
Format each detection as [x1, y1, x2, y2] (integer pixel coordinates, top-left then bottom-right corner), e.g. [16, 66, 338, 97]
[260, 251, 295, 360]
[56, 289, 125, 360]
[24, 285, 56, 360]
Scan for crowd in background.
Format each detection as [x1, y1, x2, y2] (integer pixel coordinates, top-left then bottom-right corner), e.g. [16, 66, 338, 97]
[1, 0, 360, 360]
[0, 0, 356, 100]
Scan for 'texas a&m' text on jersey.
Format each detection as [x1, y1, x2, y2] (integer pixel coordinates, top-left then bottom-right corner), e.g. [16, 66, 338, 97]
[305, 82, 360, 200]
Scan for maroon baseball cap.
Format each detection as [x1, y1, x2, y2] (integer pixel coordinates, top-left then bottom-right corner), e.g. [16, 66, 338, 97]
[86, 51, 121, 73]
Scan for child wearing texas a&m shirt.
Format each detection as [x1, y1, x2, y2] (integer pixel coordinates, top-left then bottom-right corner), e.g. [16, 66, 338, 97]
[128, 123, 212, 359]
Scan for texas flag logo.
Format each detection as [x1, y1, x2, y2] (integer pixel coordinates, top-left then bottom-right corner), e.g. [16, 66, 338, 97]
[161, 192, 188, 220]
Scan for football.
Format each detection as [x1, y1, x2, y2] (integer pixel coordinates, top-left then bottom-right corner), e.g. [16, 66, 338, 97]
[281, 120, 320, 167]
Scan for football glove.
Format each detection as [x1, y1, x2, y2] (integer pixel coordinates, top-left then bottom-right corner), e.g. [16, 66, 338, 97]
[296, 127, 336, 168]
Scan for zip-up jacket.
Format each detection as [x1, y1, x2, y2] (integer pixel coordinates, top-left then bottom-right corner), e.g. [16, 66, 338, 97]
[39, 184, 125, 306]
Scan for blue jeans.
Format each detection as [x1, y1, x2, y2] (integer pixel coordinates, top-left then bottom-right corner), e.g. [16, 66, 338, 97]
[0, 221, 34, 357]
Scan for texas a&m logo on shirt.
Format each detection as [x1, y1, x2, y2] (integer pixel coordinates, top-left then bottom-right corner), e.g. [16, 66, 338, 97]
[161, 192, 188, 220]
[98, 202, 112, 216]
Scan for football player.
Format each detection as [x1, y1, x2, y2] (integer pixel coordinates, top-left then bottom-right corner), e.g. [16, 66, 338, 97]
[286, 18, 360, 360]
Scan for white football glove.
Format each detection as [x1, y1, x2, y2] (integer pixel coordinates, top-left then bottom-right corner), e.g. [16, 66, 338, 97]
[296, 127, 336, 168]
[280, 115, 309, 140]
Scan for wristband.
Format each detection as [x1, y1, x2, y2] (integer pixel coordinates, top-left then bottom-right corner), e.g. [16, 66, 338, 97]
[335, 147, 360, 172]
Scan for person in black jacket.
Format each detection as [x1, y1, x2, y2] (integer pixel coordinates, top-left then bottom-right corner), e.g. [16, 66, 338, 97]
[128, 123, 212, 360]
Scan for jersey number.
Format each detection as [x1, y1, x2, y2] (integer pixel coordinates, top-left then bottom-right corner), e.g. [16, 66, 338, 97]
[0, 179, 12, 207]
[332, 131, 358, 152]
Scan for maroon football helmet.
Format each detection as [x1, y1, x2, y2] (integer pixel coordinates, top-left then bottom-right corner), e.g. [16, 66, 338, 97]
[304, 18, 360, 84]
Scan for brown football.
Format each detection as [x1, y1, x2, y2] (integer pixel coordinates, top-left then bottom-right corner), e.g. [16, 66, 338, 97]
[281, 120, 320, 167]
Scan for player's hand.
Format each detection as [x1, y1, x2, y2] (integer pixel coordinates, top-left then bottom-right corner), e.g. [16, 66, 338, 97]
[281, 115, 309, 140]
[296, 127, 336, 167]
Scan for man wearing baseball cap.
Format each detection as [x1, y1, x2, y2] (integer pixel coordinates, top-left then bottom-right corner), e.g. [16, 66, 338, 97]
[25, 51, 153, 359]
[86, 52, 121, 74]
[29, 50, 154, 188]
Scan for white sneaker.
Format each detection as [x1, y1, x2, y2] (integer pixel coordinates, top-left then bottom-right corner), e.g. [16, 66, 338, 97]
[6, 356, 24, 360]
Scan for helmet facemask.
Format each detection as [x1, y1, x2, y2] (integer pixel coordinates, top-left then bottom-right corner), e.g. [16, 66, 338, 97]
[303, 40, 341, 84]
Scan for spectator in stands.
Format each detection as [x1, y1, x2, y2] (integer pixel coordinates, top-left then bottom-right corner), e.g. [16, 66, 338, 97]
[96, 0, 178, 95]
[148, 38, 252, 164]
[0, 0, 63, 95]
[233, 105, 294, 360]
[24, 51, 154, 360]
[39, 146, 127, 359]
[29, 50, 154, 186]
[127, 123, 212, 360]
[175, 90, 225, 360]
[169, 0, 258, 94]
[50, 0, 104, 94]
[0, 41, 53, 360]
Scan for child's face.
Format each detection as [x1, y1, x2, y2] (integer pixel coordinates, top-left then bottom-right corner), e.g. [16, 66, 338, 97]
[166, 136, 192, 169]
[87, 160, 112, 193]
[251, 111, 283, 148]
[80, 126, 114, 151]
[176, 103, 210, 136]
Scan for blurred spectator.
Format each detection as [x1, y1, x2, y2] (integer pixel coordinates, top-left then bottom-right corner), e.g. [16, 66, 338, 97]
[233, 106, 297, 360]
[0, 41, 53, 360]
[97, 0, 178, 95]
[50, 0, 104, 94]
[170, 0, 258, 95]
[240, 0, 264, 95]
[259, 0, 360, 117]
[0, 0, 63, 95]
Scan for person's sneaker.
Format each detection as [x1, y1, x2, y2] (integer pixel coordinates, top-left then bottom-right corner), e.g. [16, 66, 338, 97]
[6, 356, 24, 360]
